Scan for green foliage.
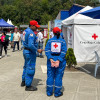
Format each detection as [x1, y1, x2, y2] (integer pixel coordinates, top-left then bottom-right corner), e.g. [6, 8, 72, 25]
[40, 13, 52, 25]
[65, 48, 77, 68]
[0, 0, 15, 5]
[0, 0, 100, 26]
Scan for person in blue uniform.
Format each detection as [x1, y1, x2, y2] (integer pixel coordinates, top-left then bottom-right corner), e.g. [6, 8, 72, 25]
[21, 20, 42, 91]
[45, 27, 67, 97]
[60, 31, 64, 39]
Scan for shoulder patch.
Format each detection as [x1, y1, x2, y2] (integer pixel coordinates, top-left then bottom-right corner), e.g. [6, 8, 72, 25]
[30, 34, 33, 37]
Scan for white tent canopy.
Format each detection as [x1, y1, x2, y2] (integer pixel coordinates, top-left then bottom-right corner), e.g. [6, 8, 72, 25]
[62, 6, 100, 63]
[62, 6, 100, 25]
[7, 19, 14, 26]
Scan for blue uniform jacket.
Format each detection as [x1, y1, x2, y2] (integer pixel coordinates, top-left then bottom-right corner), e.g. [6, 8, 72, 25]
[60, 32, 64, 39]
[23, 27, 37, 53]
[45, 36, 67, 62]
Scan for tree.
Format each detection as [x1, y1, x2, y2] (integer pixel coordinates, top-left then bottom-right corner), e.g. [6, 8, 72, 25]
[0, 5, 17, 24]
[0, 0, 100, 26]
[65, 48, 77, 68]
[40, 13, 52, 24]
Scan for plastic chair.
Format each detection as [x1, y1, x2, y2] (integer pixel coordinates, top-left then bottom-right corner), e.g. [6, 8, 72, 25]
[94, 51, 100, 77]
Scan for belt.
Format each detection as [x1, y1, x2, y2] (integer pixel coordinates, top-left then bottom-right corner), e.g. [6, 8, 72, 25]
[51, 54, 60, 56]
[24, 47, 31, 51]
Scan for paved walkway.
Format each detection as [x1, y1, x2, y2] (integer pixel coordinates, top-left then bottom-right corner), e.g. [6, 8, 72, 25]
[0, 45, 100, 100]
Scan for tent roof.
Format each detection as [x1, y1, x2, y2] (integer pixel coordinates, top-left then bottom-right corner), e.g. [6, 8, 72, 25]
[62, 6, 100, 25]
[7, 19, 14, 26]
[0, 19, 14, 27]
[56, 4, 84, 20]
[69, 4, 84, 16]
[80, 6, 100, 19]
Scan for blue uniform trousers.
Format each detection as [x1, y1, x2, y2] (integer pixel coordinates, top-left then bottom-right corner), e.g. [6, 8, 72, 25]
[22, 49, 36, 86]
[46, 59, 66, 96]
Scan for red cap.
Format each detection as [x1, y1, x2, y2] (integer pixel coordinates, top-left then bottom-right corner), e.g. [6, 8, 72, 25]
[30, 20, 40, 28]
[53, 27, 61, 34]
[60, 29, 62, 32]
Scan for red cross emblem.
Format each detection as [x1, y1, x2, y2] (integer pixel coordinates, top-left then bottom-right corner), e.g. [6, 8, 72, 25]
[53, 43, 58, 48]
[92, 33, 98, 40]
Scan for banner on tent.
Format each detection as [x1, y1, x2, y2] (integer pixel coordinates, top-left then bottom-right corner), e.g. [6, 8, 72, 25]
[54, 20, 62, 29]
[74, 25, 100, 62]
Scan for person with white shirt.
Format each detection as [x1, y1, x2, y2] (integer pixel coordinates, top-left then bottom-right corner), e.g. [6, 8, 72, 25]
[37, 30, 44, 58]
[12, 30, 20, 52]
[50, 29, 54, 39]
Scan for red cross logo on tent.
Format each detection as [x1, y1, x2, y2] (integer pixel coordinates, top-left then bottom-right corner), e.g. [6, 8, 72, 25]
[92, 33, 98, 40]
[53, 43, 58, 48]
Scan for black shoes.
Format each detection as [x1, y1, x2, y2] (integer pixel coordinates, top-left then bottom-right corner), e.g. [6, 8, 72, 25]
[25, 86, 37, 91]
[21, 81, 25, 87]
[54, 92, 63, 98]
[21, 81, 37, 91]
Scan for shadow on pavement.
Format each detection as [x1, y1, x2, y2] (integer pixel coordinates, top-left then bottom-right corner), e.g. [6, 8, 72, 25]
[78, 64, 100, 79]
[32, 78, 43, 87]
[62, 86, 65, 92]
[1, 55, 11, 58]
[7, 55, 11, 57]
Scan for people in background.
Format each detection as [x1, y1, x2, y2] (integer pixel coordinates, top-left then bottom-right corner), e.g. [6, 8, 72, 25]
[10, 30, 14, 48]
[49, 28, 54, 39]
[60, 26, 64, 39]
[60, 31, 64, 39]
[0, 36, 2, 59]
[20, 30, 23, 45]
[5, 32, 9, 48]
[0, 31, 8, 58]
[12, 30, 20, 52]
[37, 30, 44, 58]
